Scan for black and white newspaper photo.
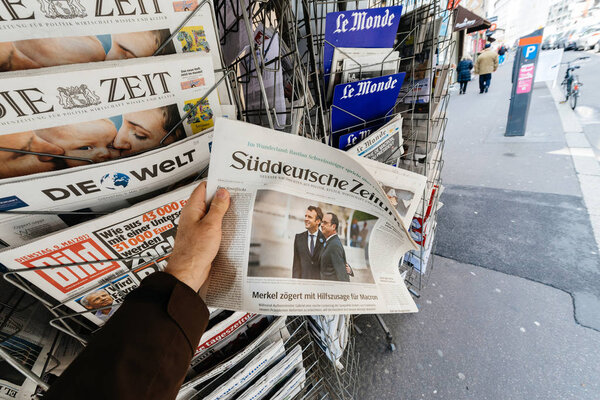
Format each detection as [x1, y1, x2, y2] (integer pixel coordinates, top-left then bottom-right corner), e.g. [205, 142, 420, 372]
[204, 118, 418, 315]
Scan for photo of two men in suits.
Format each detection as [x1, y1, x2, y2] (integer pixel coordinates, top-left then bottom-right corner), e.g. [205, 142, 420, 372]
[292, 206, 352, 282]
[247, 189, 375, 283]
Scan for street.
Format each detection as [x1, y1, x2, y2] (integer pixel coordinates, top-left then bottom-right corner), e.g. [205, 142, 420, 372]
[355, 50, 600, 399]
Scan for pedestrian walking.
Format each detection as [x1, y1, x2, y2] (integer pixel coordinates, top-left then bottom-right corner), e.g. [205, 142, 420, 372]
[456, 56, 473, 94]
[474, 43, 499, 93]
[498, 44, 507, 65]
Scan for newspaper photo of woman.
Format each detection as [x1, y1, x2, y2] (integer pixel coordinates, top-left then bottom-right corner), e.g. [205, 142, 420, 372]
[248, 189, 376, 283]
[0, 104, 186, 179]
[113, 105, 186, 156]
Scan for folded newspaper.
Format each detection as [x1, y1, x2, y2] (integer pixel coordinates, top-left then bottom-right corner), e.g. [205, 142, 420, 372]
[0, 53, 220, 180]
[0, 132, 211, 247]
[347, 114, 403, 164]
[204, 118, 418, 314]
[0, 0, 231, 103]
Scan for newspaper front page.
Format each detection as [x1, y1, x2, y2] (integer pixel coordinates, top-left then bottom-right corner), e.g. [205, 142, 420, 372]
[0, 183, 200, 324]
[0, 52, 219, 136]
[0, 53, 219, 180]
[347, 114, 403, 164]
[0, 133, 211, 247]
[0, 302, 55, 400]
[0, 0, 231, 103]
[204, 118, 418, 315]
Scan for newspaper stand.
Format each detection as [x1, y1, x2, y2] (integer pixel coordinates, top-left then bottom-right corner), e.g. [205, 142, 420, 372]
[0, 0, 453, 397]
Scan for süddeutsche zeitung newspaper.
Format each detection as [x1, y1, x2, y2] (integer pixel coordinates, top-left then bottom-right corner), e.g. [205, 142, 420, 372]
[204, 118, 418, 315]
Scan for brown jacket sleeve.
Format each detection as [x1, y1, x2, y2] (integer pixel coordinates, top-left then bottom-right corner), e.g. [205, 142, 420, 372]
[44, 272, 209, 400]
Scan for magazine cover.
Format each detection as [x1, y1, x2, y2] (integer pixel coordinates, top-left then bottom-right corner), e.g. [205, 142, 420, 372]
[0, 53, 219, 180]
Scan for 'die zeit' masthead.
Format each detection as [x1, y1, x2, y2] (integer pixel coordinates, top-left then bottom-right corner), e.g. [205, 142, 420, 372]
[333, 8, 396, 34]
[229, 150, 398, 221]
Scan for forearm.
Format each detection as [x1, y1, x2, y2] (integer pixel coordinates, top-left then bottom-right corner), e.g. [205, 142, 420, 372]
[44, 272, 209, 400]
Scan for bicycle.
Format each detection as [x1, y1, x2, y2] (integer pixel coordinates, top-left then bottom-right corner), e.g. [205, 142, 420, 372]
[561, 56, 589, 110]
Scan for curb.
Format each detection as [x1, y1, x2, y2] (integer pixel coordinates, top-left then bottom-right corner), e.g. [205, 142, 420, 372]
[547, 81, 600, 254]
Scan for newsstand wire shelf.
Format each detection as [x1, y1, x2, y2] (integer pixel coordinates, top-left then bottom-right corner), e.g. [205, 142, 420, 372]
[0, 0, 452, 397]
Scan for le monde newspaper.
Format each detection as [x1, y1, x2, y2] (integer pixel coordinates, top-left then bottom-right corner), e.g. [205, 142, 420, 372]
[0, 119, 419, 319]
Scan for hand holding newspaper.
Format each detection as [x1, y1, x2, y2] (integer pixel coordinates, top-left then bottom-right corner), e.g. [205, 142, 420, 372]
[203, 118, 417, 314]
[0, 118, 418, 321]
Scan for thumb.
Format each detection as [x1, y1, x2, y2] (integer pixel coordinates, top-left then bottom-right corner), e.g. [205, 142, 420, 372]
[204, 188, 230, 225]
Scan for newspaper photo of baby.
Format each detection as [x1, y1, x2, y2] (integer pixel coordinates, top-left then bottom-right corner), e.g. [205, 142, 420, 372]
[0, 104, 185, 179]
[0, 29, 176, 72]
[248, 189, 376, 284]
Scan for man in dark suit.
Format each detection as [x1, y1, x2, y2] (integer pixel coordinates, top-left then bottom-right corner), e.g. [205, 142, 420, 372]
[292, 206, 325, 279]
[319, 212, 350, 282]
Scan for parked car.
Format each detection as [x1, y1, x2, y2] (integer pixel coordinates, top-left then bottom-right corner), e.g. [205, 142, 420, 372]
[576, 25, 600, 51]
[567, 26, 592, 50]
[555, 29, 575, 49]
[542, 34, 558, 50]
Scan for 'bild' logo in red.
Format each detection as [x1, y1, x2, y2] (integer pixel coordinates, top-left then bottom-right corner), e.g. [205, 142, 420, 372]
[20, 240, 121, 294]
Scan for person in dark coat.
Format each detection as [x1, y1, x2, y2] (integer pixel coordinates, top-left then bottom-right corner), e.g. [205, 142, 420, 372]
[457, 56, 473, 94]
[319, 212, 350, 282]
[44, 182, 230, 400]
[292, 205, 326, 280]
[498, 44, 507, 65]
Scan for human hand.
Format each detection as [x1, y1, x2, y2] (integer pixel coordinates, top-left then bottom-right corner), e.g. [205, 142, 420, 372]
[165, 182, 230, 292]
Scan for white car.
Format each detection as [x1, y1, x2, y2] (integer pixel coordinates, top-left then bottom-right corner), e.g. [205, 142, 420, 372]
[575, 26, 600, 51]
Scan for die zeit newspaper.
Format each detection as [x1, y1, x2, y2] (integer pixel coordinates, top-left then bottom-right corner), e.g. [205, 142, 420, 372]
[0, 52, 220, 137]
[0, 0, 231, 104]
[0, 118, 420, 318]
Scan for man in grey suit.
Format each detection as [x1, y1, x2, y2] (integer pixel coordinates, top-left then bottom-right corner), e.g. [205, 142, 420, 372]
[319, 212, 350, 282]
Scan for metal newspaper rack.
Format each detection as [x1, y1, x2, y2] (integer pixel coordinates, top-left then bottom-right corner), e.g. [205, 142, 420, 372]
[0, 0, 454, 396]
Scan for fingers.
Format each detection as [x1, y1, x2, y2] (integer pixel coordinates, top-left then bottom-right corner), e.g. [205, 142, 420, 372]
[203, 188, 230, 226]
[182, 182, 208, 222]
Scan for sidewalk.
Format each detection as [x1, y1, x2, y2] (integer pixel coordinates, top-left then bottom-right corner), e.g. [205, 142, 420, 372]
[436, 57, 600, 330]
[354, 58, 600, 399]
[355, 256, 600, 400]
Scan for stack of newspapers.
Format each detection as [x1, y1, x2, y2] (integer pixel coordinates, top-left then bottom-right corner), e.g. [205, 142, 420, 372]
[321, 5, 406, 151]
[0, 1, 443, 397]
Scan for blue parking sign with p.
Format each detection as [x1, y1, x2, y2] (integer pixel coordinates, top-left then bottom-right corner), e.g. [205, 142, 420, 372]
[522, 44, 538, 60]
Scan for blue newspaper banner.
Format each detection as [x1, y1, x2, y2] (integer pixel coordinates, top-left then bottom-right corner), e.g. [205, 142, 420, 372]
[337, 122, 384, 150]
[324, 6, 403, 88]
[0, 196, 28, 211]
[331, 72, 405, 134]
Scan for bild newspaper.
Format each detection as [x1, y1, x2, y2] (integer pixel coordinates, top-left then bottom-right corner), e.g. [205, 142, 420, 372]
[0, 118, 420, 324]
